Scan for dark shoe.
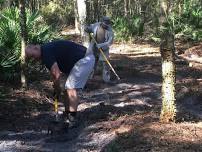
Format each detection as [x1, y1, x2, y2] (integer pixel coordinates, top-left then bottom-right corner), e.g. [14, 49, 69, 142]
[61, 112, 69, 126]
[104, 80, 118, 85]
[68, 114, 78, 129]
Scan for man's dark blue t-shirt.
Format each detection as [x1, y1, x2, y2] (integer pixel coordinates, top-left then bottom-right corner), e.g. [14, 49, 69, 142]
[41, 40, 86, 75]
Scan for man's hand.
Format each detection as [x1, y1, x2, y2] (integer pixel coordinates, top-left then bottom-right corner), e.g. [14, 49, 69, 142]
[84, 26, 92, 33]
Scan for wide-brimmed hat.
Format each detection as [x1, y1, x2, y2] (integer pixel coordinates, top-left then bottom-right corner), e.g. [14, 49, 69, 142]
[101, 16, 112, 25]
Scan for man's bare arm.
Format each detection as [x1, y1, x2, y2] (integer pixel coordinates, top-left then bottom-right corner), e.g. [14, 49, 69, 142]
[51, 62, 62, 94]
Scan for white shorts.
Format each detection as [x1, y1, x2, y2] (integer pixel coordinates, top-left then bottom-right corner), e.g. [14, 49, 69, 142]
[65, 54, 95, 89]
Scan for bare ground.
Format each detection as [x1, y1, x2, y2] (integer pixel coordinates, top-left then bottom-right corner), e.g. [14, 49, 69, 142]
[0, 35, 202, 152]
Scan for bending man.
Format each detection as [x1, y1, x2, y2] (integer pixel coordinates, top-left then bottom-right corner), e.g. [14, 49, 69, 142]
[25, 40, 95, 128]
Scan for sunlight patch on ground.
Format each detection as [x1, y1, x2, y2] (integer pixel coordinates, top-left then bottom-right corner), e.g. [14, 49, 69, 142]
[0, 140, 19, 152]
[113, 125, 133, 134]
[78, 102, 100, 111]
[111, 43, 159, 55]
[61, 28, 80, 35]
[114, 99, 152, 108]
[0, 130, 46, 152]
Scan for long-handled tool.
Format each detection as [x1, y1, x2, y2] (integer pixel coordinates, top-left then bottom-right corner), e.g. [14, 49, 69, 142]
[54, 92, 59, 122]
[90, 34, 121, 81]
[47, 91, 64, 135]
[47, 91, 60, 135]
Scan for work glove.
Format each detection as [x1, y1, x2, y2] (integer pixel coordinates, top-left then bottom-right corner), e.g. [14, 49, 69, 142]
[84, 26, 91, 33]
[96, 44, 102, 49]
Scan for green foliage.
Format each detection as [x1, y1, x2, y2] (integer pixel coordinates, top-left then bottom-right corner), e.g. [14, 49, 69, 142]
[112, 17, 130, 41]
[26, 11, 57, 44]
[154, 0, 202, 42]
[172, 0, 202, 41]
[112, 15, 144, 42]
[0, 8, 21, 71]
[41, 1, 74, 27]
[0, 0, 4, 5]
[0, 7, 58, 80]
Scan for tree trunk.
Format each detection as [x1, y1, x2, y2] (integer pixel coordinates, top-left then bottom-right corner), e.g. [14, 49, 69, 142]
[124, 0, 128, 17]
[30, 0, 36, 12]
[159, 0, 176, 123]
[160, 33, 176, 122]
[129, 0, 133, 16]
[77, 0, 89, 47]
[19, 0, 27, 88]
[94, 0, 99, 21]
[37, 0, 40, 10]
[74, 0, 80, 33]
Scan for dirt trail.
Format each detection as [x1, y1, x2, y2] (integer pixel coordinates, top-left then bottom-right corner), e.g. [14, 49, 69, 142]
[1, 39, 202, 152]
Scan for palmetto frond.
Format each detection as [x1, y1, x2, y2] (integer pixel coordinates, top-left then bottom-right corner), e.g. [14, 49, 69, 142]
[0, 7, 56, 74]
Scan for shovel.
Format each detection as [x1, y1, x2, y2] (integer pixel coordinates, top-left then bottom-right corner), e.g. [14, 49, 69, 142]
[47, 91, 62, 135]
[54, 92, 59, 122]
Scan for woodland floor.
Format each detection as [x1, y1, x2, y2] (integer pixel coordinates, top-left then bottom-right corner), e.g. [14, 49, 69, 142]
[0, 30, 202, 152]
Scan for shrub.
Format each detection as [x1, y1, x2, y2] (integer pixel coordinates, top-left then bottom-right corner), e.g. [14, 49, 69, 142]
[41, 1, 74, 28]
[112, 15, 144, 42]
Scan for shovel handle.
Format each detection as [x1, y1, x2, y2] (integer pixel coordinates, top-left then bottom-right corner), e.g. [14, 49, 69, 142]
[54, 98, 58, 113]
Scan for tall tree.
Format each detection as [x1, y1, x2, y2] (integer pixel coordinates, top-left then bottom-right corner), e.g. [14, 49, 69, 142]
[159, 0, 176, 122]
[74, 0, 79, 33]
[77, 0, 89, 47]
[30, 0, 36, 12]
[124, 0, 128, 17]
[19, 0, 27, 88]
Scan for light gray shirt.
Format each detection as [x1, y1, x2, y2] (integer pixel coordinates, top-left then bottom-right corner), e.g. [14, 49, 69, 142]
[85, 22, 114, 59]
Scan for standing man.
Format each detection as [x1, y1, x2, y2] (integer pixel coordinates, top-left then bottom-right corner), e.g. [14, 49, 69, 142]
[85, 16, 114, 83]
[25, 40, 95, 128]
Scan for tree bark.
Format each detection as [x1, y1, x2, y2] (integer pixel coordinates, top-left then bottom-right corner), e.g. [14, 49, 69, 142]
[19, 0, 27, 88]
[124, 0, 128, 17]
[160, 32, 176, 122]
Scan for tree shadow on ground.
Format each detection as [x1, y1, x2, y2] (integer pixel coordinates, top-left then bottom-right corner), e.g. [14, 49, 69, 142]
[101, 121, 202, 152]
[0, 103, 154, 151]
[175, 62, 202, 123]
